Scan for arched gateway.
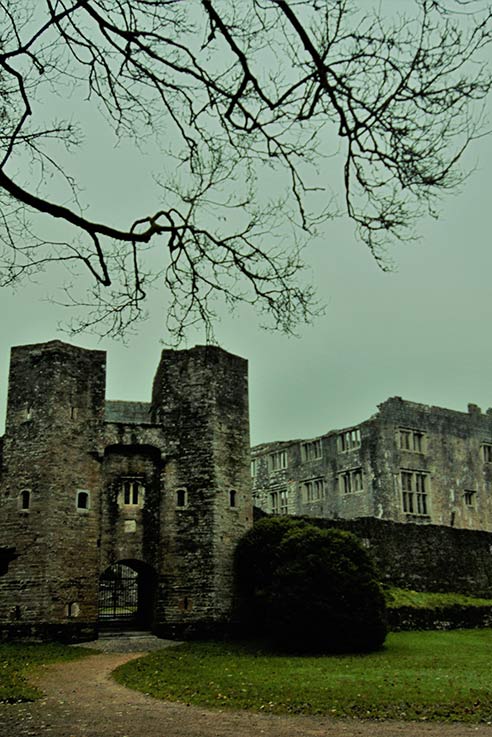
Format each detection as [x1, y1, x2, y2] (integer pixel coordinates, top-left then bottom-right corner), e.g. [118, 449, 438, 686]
[0, 340, 252, 642]
[98, 560, 157, 629]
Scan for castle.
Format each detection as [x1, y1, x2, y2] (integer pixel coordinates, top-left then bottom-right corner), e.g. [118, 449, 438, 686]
[0, 340, 251, 642]
[252, 397, 492, 531]
[3, 339, 492, 643]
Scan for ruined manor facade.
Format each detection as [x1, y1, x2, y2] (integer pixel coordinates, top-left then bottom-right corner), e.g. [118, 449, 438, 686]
[0, 340, 251, 642]
[252, 397, 492, 531]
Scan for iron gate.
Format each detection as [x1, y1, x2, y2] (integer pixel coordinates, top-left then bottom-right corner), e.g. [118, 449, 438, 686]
[98, 563, 139, 621]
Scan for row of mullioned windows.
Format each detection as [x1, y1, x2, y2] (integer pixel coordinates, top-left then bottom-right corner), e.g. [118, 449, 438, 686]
[259, 436, 492, 477]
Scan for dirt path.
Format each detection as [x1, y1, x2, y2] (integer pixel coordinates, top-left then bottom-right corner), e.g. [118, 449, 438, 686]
[1, 649, 492, 737]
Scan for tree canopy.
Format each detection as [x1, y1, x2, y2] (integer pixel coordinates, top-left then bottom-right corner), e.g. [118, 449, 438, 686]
[234, 517, 387, 653]
[1, 1, 491, 340]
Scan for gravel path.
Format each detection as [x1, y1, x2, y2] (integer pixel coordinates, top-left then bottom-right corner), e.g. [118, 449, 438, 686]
[1, 637, 492, 737]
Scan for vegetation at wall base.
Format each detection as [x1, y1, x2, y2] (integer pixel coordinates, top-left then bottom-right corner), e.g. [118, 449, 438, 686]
[114, 631, 492, 722]
[385, 588, 492, 610]
[234, 517, 387, 653]
[0, 644, 92, 703]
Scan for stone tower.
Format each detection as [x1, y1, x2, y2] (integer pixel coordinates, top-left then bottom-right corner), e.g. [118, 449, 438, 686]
[0, 341, 251, 641]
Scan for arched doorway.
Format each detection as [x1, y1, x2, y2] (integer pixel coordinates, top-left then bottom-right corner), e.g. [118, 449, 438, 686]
[98, 560, 157, 629]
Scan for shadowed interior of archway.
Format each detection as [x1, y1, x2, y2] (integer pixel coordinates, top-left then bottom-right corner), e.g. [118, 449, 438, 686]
[98, 559, 157, 630]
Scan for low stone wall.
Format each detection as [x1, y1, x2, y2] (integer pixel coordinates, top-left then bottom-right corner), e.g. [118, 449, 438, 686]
[0, 622, 97, 643]
[388, 605, 492, 631]
[296, 516, 492, 597]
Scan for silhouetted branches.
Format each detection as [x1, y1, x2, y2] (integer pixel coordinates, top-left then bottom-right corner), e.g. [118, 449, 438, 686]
[0, 1, 490, 340]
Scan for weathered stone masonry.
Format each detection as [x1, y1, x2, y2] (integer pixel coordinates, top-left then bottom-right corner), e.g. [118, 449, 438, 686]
[0, 340, 252, 642]
[252, 397, 492, 530]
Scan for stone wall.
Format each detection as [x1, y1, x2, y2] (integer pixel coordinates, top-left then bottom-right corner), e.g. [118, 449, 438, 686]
[252, 397, 492, 531]
[0, 341, 106, 640]
[304, 517, 492, 597]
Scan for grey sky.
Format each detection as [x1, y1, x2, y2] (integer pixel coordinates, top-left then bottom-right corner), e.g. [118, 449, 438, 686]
[1, 4, 491, 447]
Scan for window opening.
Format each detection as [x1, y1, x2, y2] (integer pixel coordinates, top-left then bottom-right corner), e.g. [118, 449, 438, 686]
[399, 428, 425, 452]
[76, 490, 89, 510]
[122, 479, 142, 506]
[229, 489, 237, 507]
[301, 478, 325, 502]
[337, 429, 361, 452]
[482, 444, 492, 463]
[270, 489, 288, 514]
[301, 439, 323, 462]
[338, 468, 363, 494]
[176, 488, 188, 508]
[401, 471, 429, 515]
[20, 489, 30, 511]
[464, 490, 476, 507]
[269, 450, 288, 471]
[279, 489, 288, 514]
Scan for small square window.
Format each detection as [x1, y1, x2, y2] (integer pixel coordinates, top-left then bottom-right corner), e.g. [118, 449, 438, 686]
[76, 490, 90, 511]
[464, 490, 476, 507]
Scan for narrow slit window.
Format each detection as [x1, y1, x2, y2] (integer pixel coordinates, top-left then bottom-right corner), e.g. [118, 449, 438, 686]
[20, 489, 30, 511]
[229, 489, 237, 507]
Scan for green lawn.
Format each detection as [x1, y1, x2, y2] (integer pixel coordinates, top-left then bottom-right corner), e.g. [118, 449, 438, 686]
[114, 631, 492, 722]
[0, 643, 93, 703]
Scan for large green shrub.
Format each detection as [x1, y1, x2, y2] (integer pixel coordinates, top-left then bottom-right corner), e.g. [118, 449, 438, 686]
[235, 517, 387, 653]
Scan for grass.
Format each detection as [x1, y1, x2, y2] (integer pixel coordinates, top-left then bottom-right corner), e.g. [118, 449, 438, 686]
[114, 631, 492, 722]
[385, 587, 492, 609]
[0, 643, 93, 703]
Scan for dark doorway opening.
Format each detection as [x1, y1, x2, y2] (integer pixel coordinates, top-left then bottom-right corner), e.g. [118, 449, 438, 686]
[98, 560, 157, 630]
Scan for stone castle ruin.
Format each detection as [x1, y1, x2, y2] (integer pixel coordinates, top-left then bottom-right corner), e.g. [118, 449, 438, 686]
[0, 341, 251, 641]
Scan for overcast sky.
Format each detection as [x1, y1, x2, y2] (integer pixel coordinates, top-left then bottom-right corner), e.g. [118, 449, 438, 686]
[1, 4, 492, 447]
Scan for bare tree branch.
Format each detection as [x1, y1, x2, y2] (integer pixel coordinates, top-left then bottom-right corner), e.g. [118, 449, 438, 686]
[0, 0, 490, 341]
